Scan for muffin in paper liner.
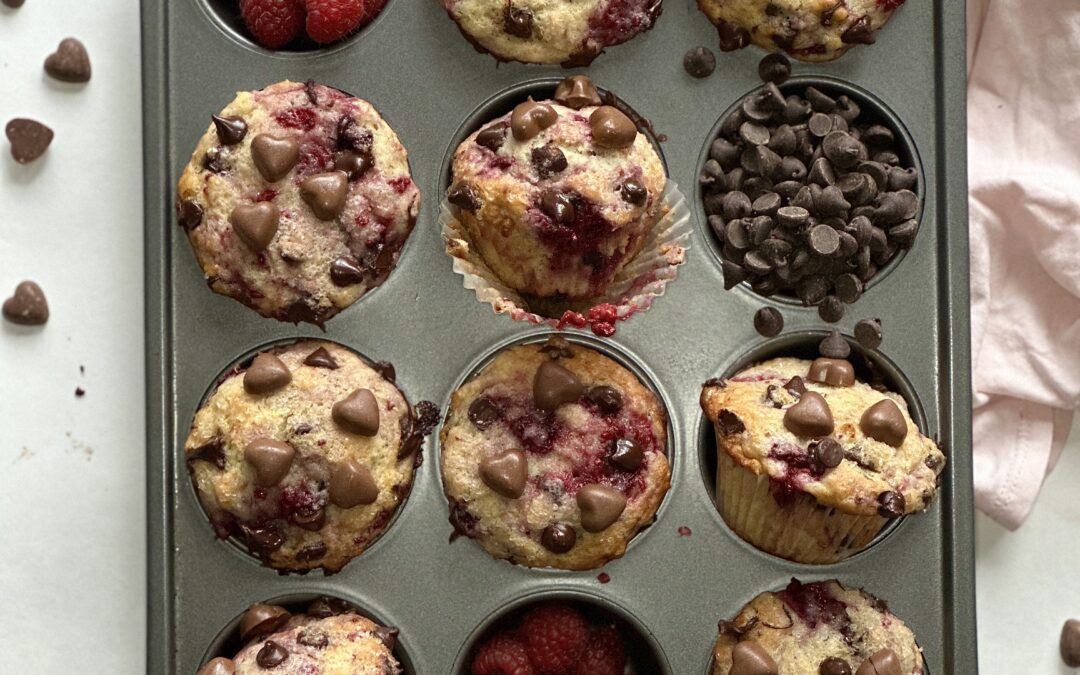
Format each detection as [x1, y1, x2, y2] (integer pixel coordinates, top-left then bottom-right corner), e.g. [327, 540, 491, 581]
[441, 180, 690, 337]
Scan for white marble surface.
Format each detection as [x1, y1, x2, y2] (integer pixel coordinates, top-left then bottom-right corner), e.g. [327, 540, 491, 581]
[0, 1, 1078, 673]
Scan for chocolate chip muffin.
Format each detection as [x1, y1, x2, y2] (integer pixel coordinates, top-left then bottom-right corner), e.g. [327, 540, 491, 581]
[176, 81, 420, 326]
[184, 340, 437, 573]
[440, 336, 670, 570]
[711, 579, 924, 675]
[441, 0, 662, 66]
[447, 76, 667, 303]
[697, 0, 905, 62]
[197, 598, 401, 674]
[700, 354, 944, 564]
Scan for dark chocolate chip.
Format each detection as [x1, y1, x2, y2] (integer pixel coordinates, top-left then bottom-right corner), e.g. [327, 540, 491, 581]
[586, 385, 623, 415]
[889, 218, 919, 247]
[476, 121, 509, 152]
[6, 118, 53, 163]
[1061, 619, 1080, 667]
[854, 318, 883, 349]
[188, 438, 226, 470]
[784, 376, 807, 396]
[297, 629, 329, 649]
[813, 438, 844, 469]
[307, 597, 354, 618]
[44, 37, 92, 83]
[531, 144, 568, 179]
[710, 138, 742, 169]
[777, 205, 810, 228]
[809, 224, 841, 256]
[211, 114, 247, 146]
[335, 150, 373, 180]
[468, 396, 501, 431]
[819, 330, 851, 359]
[758, 53, 791, 84]
[684, 47, 717, 78]
[822, 131, 865, 169]
[819, 657, 852, 675]
[754, 307, 783, 337]
[241, 523, 285, 557]
[292, 506, 326, 532]
[448, 183, 481, 213]
[610, 438, 644, 471]
[716, 19, 750, 51]
[716, 409, 746, 436]
[303, 346, 338, 369]
[842, 16, 876, 45]
[503, 4, 534, 38]
[806, 87, 837, 113]
[540, 189, 575, 224]
[256, 641, 288, 668]
[808, 112, 834, 137]
[722, 259, 748, 290]
[540, 523, 577, 553]
[336, 116, 373, 154]
[329, 257, 365, 287]
[818, 295, 845, 322]
[620, 179, 648, 206]
[177, 199, 204, 231]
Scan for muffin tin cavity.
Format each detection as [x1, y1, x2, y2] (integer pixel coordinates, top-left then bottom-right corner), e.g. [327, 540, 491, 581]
[452, 589, 671, 674]
[697, 330, 929, 563]
[199, 592, 416, 673]
[696, 76, 924, 308]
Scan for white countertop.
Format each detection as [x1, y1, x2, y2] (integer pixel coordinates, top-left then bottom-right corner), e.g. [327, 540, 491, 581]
[0, 1, 1077, 673]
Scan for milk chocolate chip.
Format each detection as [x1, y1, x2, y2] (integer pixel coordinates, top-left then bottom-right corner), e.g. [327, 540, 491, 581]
[577, 484, 627, 532]
[511, 99, 557, 142]
[2, 281, 48, 326]
[229, 202, 279, 252]
[783, 391, 835, 437]
[855, 649, 901, 675]
[328, 459, 379, 508]
[808, 358, 856, 387]
[819, 657, 852, 675]
[860, 399, 908, 446]
[251, 134, 299, 182]
[540, 523, 577, 553]
[300, 171, 349, 220]
[240, 603, 291, 642]
[6, 118, 53, 163]
[533, 361, 584, 411]
[244, 438, 295, 487]
[332, 388, 380, 436]
[590, 106, 637, 150]
[196, 658, 235, 675]
[44, 38, 92, 83]
[730, 641, 779, 675]
[479, 448, 528, 499]
[243, 353, 292, 395]
[554, 75, 602, 109]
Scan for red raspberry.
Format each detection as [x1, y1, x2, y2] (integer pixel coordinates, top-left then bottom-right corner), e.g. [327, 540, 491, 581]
[472, 633, 537, 675]
[519, 604, 589, 674]
[574, 626, 626, 675]
[239, 0, 306, 49]
[304, 0, 386, 44]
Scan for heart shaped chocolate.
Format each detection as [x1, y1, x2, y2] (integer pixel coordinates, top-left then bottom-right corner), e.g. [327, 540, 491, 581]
[300, 171, 349, 220]
[230, 202, 279, 252]
[332, 388, 380, 436]
[479, 448, 527, 499]
[2, 281, 48, 325]
[783, 391, 835, 437]
[533, 361, 583, 412]
[577, 484, 627, 532]
[44, 38, 91, 83]
[251, 134, 299, 182]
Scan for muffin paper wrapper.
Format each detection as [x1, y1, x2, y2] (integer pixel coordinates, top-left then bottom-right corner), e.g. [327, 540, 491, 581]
[440, 181, 690, 336]
[715, 441, 887, 564]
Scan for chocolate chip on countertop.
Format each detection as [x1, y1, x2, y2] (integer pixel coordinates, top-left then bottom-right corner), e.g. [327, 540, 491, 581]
[44, 38, 91, 83]
[2, 280, 49, 326]
[683, 47, 716, 78]
[6, 118, 53, 163]
[586, 385, 623, 414]
[757, 53, 791, 84]
[753, 306, 783, 337]
[716, 19, 750, 51]
[854, 318, 883, 349]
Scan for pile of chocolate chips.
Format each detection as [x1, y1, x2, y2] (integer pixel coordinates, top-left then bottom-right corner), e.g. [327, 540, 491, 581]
[701, 54, 921, 322]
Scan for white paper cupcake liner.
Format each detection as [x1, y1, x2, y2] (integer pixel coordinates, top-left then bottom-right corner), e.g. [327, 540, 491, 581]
[441, 181, 690, 336]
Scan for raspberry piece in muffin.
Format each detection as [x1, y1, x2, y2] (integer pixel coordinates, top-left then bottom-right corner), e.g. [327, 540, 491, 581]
[447, 75, 667, 303]
[696, 0, 904, 62]
[440, 336, 669, 570]
[441, 0, 662, 66]
[184, 340, 437, 572]
[711, 579, 924, 674]
[198, 598, 402, 674]
[176, 81, 420, 326]
[700, 353, 944, 564]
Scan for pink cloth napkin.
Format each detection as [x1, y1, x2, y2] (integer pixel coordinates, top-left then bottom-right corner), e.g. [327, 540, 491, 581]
[967, 0, 1080, 529]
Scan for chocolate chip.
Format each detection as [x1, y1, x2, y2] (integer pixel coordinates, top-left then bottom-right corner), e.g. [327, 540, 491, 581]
[817, 332, 850, 360]
[332, 389, 380, 436]
[818, 295, 845, 322]
[836, 173, 877, 206]
[860, 399, 908, 446]
[854, 318, 883, 349]
[244, 353, 291, 395]
[476, 121, 509, 152]
[813, 438, 844, 469]
[329, 459, 379, 508]
[241, 523, 285, 557]
[335, 149, 373, 181]
[531, 144, 568, 179]
[307, 597, 354, 618]
[783, 391, 834, 437]
[856, 649, 900, 675]
[44, 38, 91, 83]
[842, 16, 876, 45]
[822, 131, 865, 169]
[300, 171, 349, 220]
[6, 118, 53, 163]
[1061, 619, 1080, 667]
[741, 145, 781, 177]
[710, 138, 742, 168]
[540, 523, 577, 553]
[777, 205, 809, 228]
[758, 53, 791, 84]
[468, 396, 500, 429]
[448, 183, 481, 213]
[554, 75, 602, 109]
[620, 179, 648, 206]
[808, 112, 834, 137]
[808, 357, 855, 387]
[716, 409, 746, 436]
[503, 4, 534, 38]
[303, 346, 338, 369]
[722, 259, 748, 290]
[815, 185, 850, 217]
[211, 114, 247, 146]
[610, 438, 643, 471]
[372, 625, 399, 649]
[533, 361, 584, 411]
[202, 148, 227, 173]
[716, 19, 750, 51]
[540, 189, 575, 224]
[297, 629, 329, 648]
[753, 307, 783, 337]
[740, 121, 771, 146]
[248, 134, 299, 182]
[808, 224, 841, 256]
[293, 506, 325, 532]
[784, 376, 807, 396]
[684, 46, 716, 78]
[730, 641, 778, 675]
[835, 96, 861, 123]
[256, 640, 288, 668]
[2, 280, 48, 326]
[196, 657, 235, 675]
[586, 385, 623, 414]
[511, 99, 557, 142]
[188, 438, 226, 470]
[480, 448, 528, 499]
[577, 484, 627, 532]
[819, 657, 852, 675]
[336, 116, 372, 154]
[177, 199, 204, 231]
[230, 203, 279, 252]
[244, 438, 295, 487]
[590, 106, 638, 149]
[888, 166, 918, 191]
[240, 604, 290, 643]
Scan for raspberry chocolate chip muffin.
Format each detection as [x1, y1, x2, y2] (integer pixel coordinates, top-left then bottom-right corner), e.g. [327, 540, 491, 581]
[197, 598, 402, 675]
[184, 340, 438, 573]
[700, 350, 944, 564]
[711, 579, 924, 675]
[441, 0, 662, 66]
[440, 336, 669, 570]
[697, 0, 904, 62]
[447, 75, 667, 303]
[176, 81, 420, 326]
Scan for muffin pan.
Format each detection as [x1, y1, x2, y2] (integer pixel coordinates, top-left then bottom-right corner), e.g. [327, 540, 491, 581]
[143, 1, 974, 672]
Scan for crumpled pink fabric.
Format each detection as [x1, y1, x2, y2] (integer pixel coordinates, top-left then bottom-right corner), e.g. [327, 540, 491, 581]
[968, 0, 1080, 529]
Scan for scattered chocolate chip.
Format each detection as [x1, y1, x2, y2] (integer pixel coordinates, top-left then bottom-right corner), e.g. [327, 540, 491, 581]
[730, 641, 778, 675]
[808, 357, 856, 387]
[511, 99, 557, 142]
[531, 144, 567, 179]
[856, 648, 900, 675]
[533, 361, 584, 411]
[211, 114, 247, 146]
[332, 389, 380, 436]
[75, 387, 85, 398]
[586, 385, 623, 415]
[244, 353, 291, 395]
[177, 199, 204, 231]
[303, 346, 338, 369]
[819, 330, 851, 359]
[300, 171, 349, 220]
[539, 189, 575, 224]
[240, 604, 290, 643]
[819, 657, 852, 675]
[1061, 619, 1080, 667]
[328, 459, 379, 508]
[250, 134, 299, 182]
[468, 396, 500, 430]
[842, 16, 876, 45]
[620, 179, 648, 206]
[297, 629, 329, 649]
[757, 53, 791, 84]
[818, 295, 845, 322]
[716, 409, 746, 436]
[503, 4, 534, 38]
[854, 318, 883, 349]
[540, 522, 577, 553]
[2, 0, 25, 7]
[6, 118, 53, 163]
[448, 183, 482, 213]
[860, 399, 908, 446]
[753, 306, 783, 337]
[188, 438, 226, 470]
[479, 448, 527, 499]
[256, 640, 288, 669]
[44, 37, 91, 83]
[577, 484, 627, 532]
[783, 391, 834, 437]
[609, 438, 643, 471]
[196, 657, 235, 675]
[813, 438, 844, 469]
[2, 280, 48, 325]
[329, 257, 365, 287]
[683, 47, 716, 78]
[230, 202, 279, 252]
[475, 121, 508, 152]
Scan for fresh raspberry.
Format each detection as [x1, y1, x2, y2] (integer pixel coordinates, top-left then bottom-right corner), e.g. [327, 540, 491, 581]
[240, 0, 306, 49]
[519, 604, 589, 674]
[574, 626, 626, 675]
[304, 0, 386, 44]
[472, 633, 537, 675]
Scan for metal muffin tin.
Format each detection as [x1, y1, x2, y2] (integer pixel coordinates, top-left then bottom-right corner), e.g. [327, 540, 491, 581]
[143, 1, 974, 672]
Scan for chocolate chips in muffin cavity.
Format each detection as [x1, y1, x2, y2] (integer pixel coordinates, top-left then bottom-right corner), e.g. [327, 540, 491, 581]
[586, 385, 623, 415]
[819, 330, 851, 359]
[540, 522, 577, 554]
[753, 306, 784, 337]
[683, 46, 717, 78]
